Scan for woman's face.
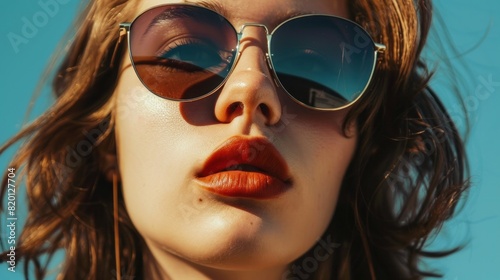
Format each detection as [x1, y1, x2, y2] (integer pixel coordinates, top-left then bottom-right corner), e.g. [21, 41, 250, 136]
[114, 0, 355, 277]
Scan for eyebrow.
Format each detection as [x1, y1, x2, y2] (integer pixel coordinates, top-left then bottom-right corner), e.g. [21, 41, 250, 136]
[143, 2, 228, 36]
[184, 0, 319, 29]
[144, 0, 315, 35]
[184, 0, 230, 20]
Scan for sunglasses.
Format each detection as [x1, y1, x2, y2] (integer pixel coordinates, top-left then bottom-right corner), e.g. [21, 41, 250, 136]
[119, 4, 386, 110]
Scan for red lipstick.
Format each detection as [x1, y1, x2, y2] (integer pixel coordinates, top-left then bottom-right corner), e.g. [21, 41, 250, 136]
[195, 136, 292, 199]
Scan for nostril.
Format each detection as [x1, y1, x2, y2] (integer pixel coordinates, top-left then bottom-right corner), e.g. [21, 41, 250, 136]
[225, 102, 244, 120]
[259, 104, 271, 120]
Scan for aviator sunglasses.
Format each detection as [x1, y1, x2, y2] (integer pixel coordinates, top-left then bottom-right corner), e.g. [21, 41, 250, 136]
[119, 4, 386, 110]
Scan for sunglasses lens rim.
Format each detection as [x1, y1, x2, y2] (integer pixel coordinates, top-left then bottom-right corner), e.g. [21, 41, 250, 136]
[269, 15, 378, 110]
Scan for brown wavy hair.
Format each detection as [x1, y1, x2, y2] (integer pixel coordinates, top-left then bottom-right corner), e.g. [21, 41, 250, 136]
[1, 0, 469, 279]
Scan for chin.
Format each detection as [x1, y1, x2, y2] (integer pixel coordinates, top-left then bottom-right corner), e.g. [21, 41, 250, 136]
[147, 207, 303, 271]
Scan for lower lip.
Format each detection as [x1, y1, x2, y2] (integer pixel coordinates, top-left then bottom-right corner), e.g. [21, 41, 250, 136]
[195, 171, 290, 199]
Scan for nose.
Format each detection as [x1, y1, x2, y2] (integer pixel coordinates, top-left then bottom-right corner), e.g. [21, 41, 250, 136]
[214, 28, 282, 125]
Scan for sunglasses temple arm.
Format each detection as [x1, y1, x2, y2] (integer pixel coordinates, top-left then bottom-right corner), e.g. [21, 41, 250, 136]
[110, 23, 131, 68]
[375, 43, 386, 53]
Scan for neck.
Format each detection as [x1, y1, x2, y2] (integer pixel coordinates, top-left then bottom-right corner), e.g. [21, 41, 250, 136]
[142, 245, 289, 280]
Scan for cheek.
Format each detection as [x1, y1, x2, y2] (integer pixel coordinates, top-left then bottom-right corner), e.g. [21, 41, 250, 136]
[283, 102, 357, 187]
[272, 106, 357, 255]
[299, 108, 356, 191]
[113, 70, 194, 235]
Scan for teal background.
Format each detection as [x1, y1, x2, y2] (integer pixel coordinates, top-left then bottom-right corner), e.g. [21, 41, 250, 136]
[1, 0, 499, 279]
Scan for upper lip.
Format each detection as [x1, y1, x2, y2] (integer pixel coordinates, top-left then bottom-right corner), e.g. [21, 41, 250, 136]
[197, 136, 292, 183]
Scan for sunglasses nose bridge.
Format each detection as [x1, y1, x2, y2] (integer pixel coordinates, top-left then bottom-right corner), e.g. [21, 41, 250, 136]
[234, 23, 275, 80]
[237, 23, 270, 36]
[236, 23, 271, 52]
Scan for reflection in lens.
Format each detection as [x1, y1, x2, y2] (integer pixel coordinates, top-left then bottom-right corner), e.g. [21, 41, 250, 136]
[277, 74, 347, 108]
[270, 16, 375, 109]
[134, 57, 225, 99]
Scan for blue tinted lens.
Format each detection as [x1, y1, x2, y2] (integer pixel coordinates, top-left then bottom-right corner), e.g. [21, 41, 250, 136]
[270, 16, 376, 109]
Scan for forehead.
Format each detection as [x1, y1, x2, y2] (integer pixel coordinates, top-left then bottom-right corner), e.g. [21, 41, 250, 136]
[135, 0, 349, 29]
